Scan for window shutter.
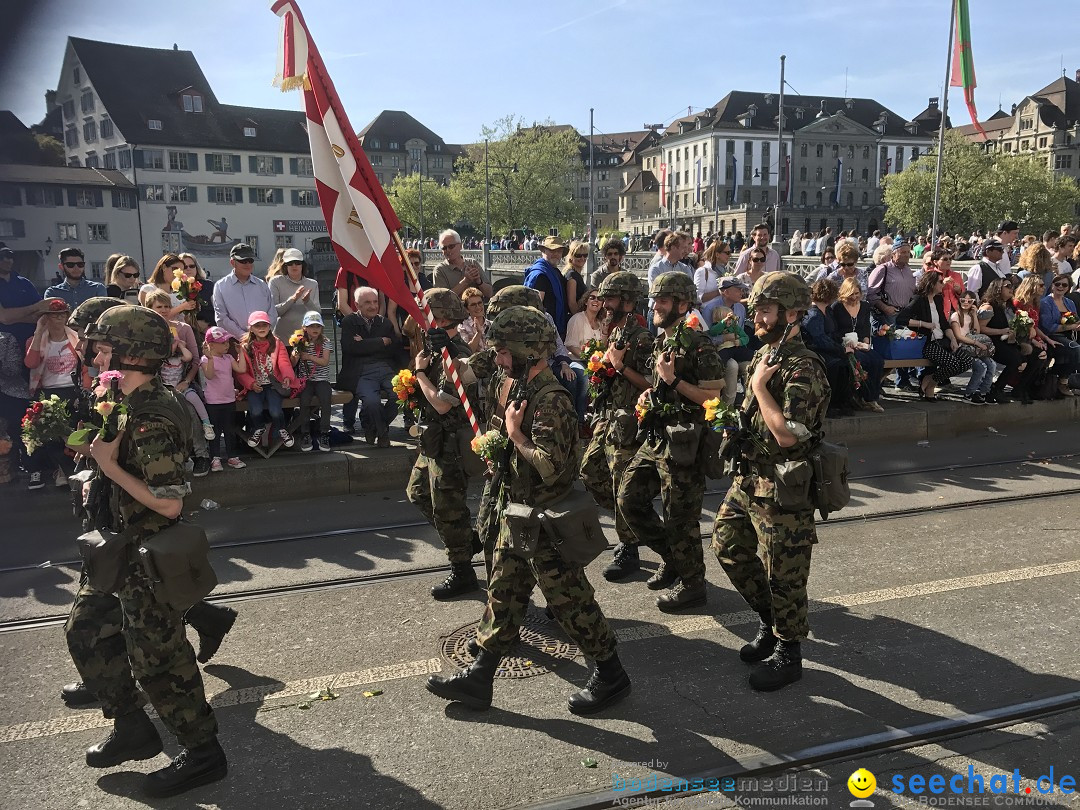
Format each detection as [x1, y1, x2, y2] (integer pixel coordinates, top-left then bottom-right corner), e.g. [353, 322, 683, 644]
[204, 154, 214, 171]
[291, 189, 299, 206]
[111, 189, 119, 208]
[249, 156, 258, 174]
[231, 155, 241, 173]
[92, 189, 103, 207]
[248, 187, 257, 203]
[187, 152, 198, 170]
[290, 157, 298, 175]
[67, 189, 77, 206]
[233, 187, 243, 202]
[133, 150, 144, 169]
[188, 186, 198, 203]
[274, 157, 283, 174]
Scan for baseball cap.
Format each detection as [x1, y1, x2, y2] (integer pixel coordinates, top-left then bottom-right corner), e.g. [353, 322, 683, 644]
[719, 277, 747, 291]
[282, 247, 305, 263]
[997, 220, 1018, 233]
[0, 247, 14, 259]
[247, 310, 271, 327]
[302, 310, 324, 327]
[981, 237, 1005, 252]
[205, 326, 231, 343]
[230, 243, 256, 260]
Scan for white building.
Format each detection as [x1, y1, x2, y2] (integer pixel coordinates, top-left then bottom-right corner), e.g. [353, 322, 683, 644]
[0, 163, 140, 290]
[51, 37, 324, 281]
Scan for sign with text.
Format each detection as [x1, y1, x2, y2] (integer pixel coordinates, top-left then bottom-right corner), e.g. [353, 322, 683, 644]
[273, 219, 327, 233]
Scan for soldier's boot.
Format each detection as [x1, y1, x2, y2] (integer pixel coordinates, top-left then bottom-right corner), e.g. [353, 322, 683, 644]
[185, 602, 238, 664]
[431, 563, 480, 600]
[645, 561, 678, 591]
[426, 649, 499, 710]
[656, 580, 707, 613]
[602, 543, 640, 582]
[749, 640, 803, 692]
[567, 652, 632, 716]
[86, 708, 163, 768]
[61, 681, 100, 708]
[739, 611, 778, 663]
[143, 737, 228, 798]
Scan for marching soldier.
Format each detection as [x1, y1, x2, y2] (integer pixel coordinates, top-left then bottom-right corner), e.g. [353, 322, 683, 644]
[67, 306, 226, 796]
[407, 288, 482, 599]
[578, 271, 654, 580]
[711, 272, 829, 691]
[426, 306, 630, 714]
[617, 272, 724, 612]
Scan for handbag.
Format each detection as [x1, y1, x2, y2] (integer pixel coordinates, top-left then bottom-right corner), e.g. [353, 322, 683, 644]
[136, 519, 217, 612]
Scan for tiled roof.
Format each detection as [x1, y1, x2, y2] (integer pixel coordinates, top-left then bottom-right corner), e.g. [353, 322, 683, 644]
[357, 110, 447, 151]
[0, 163, 135, 188]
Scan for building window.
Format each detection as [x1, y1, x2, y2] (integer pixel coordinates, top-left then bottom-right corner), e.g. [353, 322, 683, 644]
[88, 224, 109, 242]
[75, 189, 97, 207]
[911, 147, 920, 160]
[209, 186, 237, 203]
[182, 93, 203, 113]
[27, 186, 63, 206]
[799, 167, 807, 181]
[389, 141, 399, 150]
[1004, 142, 1013, 152]
[368, 138, 381, 149]
[113, 189, 134, 209]
[848, 145, 855, 159]
[80, 92, 95, 113]
[831, 144, 839, 158]
[861, 168, 869, 182]
[761, 191, 768, 204]
[815, 167, 823, 182]
[90, 262, 106, 279]
[243, 126, 257, 137]
[169, 151, 192, 171]
[799, 191, 807, 206]
[85, 155, 99, 169]
[294, 157, 314, 176]
[253, 188, 278, 204]
[169, 185, 192, 203]
[253, 156, 277, 175]
[433, 156, 444, 169]
[1019, 117, 1033, 131]
[208, 153, 236, 173]
[143, 184, 165, 202]
[118, 149, 131, 169]
[800, 143, 808, 158]
[816, 144, 824, 158]
[143, 149, 165, 169]
[73, 67, 81, 85]
[100, 117, 113, 139]
[148, 119, 162, 130]
[275, 235, 294, 249]
[433, 143, 441, 152]
[863, 146, 870, 159]
[815, 191, 823, 206]
[58, 223, 79, 241]
[245, 236, 260, 257]
[68, 157, 80, 167]
[1055, 154, 1074, 170]
[370, 154, 382, 165]
[862, 192, 869, 205]
[64, 127, 78, 148]
[83, 120, 97, 142]
[391, 156, 400, 167]
[0, 218, 24, 238]
[409, 148, 421, 161]
[376, 173, 383, 184]
[62, 99, 75, 120]
[1038, 136, 1047, 149]
[294, 189, 319, 206]
[845, 168, 854, 182]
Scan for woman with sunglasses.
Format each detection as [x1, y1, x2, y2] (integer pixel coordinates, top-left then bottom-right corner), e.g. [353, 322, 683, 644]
[140, 253, 196, 320]
[807, 249, 837, 283]
[695, 240, 732, 325]
[978, 279, 1037, 403]
[456, 287, 489, 353]
[565, 288, 606, 362]
[562, 240, 591, 316]
[1038, 273, 1080, 397]
[735, 247, 769, 289]
[178, 253, 216, 333]
[896, 271, 973, 401]
[105, 255, 143, 303]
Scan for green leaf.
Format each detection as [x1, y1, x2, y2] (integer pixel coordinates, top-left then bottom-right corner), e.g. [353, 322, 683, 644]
[362, 689, 383, 698]
[581, 758, 598, 768]
[66, 427, 96, 446]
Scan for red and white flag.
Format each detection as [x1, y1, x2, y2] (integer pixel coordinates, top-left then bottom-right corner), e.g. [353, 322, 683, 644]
[272, 0, 422, 323]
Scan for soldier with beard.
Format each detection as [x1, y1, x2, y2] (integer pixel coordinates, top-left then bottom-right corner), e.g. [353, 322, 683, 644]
[617, 272, 724, 612]
[578, 272, 654, 580]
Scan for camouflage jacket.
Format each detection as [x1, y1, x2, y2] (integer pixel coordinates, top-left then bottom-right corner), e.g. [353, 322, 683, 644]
[505, 367, 577, 507]
[418, 332, 473, 433]
[649, 318, 724, 422]
[742, 334, 830, 465]
[600, 317, 654, 415]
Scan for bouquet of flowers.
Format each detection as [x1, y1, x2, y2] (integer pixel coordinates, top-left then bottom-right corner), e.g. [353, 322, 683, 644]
[702, 397, 740, 431]
[68, 371, 126, 446]
[288, 328, 309, 355]
[875, 324, 919, 340]
[581, 338, 607, 359]
[392, 369, 421, 419]
[1010, 310, 1034, 342]
[171, 266, 202, 302]
[22, 394, 72, 455]
[1060, 312, 1079, 327]
[635, 397, 686, 424]
[585, 350, 617, 405]
[470, 429, 507, 463]
[849, 355, 868, 390]
[684, 312, 704, 332]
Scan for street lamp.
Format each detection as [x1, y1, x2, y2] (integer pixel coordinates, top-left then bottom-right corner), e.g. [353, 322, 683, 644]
[483, 138, 518, 272]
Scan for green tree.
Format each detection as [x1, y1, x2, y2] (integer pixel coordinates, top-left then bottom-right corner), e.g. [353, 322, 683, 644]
[883, 130, 1079, 235]
[384, 171, 454, 240]
[33, 135, 66, 167]
[448, 116, 585, 237]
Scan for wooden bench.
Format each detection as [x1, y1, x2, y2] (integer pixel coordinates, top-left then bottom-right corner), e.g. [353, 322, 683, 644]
[234, 390, 354, 458]
[882, 359, 930, 369]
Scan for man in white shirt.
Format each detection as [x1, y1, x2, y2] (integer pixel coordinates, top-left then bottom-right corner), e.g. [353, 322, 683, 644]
[994, 220, 1019, 275]
[733, 223, 782, 275]
[965, 238, 1009, 298]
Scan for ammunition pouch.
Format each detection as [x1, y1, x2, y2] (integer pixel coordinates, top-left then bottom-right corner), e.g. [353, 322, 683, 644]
[663, 422, 703, 467]
[607, 409, 639, 449]
[76, 529, 131, 594]
[418, 422, 444, 456]
[773, 459, 815, 512]
[504, 502, 541, 559]
[503, 488, 608, 568]
[456, 427, 488, 477]
[136, 519, 217, 612]
[701, 426, 727, 480]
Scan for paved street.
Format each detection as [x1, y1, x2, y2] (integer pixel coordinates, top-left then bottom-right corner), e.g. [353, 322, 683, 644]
[0, 425, 1078, 809]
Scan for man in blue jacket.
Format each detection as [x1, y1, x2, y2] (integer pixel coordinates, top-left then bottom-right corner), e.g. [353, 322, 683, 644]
[524, 236, 569, 337]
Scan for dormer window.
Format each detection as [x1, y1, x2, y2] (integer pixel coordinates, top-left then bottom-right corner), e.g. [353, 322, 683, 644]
[244, 126, 256, 137]
[182, 93, 204, 113]
[795, 107, 804, 121]
[874, 113, 888, 134]
[433, 143, 441, 152]
[148, 119, 163, 131]
[369, 137, 381, 149]
[845, 98, 855, 110]
[389, 141, 399, 150]
[74, 67, 81, 85]
[905, 121, 919, 135]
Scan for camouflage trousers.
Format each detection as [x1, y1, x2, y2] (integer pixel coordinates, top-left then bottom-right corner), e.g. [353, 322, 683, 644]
[477, 528, 616, 662]
[710, 473, 816, 641]
[579, 418, 640, 545]
[617, 441, 707, 587]
[406, 450, 473, 565]
[65, 558, 218, 749]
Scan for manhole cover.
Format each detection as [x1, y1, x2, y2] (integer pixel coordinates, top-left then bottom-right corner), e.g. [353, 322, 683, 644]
[438, 608, 580, 679]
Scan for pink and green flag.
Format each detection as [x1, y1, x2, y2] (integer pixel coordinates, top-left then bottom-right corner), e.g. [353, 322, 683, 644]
[950, 0, 987, 139]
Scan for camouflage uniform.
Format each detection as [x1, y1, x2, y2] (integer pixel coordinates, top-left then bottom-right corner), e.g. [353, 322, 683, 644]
[579, 275, 654, 546]
[406, 290, 476, 566]
[65, 377, 217, 748]
[617, 275, 724, 594]
[711, 331, 829, 641]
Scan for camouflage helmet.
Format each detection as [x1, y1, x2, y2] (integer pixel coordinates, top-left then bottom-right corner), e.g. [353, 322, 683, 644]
[487, 305, 556, 362]
[649, 271, 698, 304]
[747, 271, 811, 312]
[85, 305, 172, 362]
[423, 287, 468, 322]
[68, 297, 127, 335]
[487, 285, 542, 318]
[597, 270, 642, 300]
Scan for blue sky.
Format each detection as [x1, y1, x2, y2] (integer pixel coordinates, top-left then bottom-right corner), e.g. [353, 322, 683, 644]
[2, 0, 1076, 144]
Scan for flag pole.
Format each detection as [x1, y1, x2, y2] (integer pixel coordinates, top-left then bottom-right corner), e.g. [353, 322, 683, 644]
[389, 229, 482, 437]
[931, 0, 958, 247]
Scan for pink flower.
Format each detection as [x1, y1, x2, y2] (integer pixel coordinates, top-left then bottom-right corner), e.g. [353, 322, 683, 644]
[99, 371, 124, 384]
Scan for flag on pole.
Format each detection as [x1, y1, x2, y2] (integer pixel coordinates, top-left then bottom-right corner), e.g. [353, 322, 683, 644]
[272, 0, 422, 323]
[833, 158, 843, 205]
[950, 0, 987, 140]
[730, 157, 739, 205]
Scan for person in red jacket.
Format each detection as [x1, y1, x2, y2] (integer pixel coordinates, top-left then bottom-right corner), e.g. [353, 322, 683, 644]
[236, 311, 294, 449]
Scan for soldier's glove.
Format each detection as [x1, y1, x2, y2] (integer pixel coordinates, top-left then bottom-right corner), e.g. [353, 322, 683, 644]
[427, 327, 452, 352]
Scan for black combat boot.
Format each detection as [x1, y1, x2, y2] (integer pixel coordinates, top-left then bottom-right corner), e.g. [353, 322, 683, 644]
[61, 681, 99, 707]
[602, 543, 640, 581]
[431, 563, 480, 600]
[185, 602, 238, 664]
[739, 611, 778, 663]
[567, 652, 632, 715]
[86, 708, 163, 768]
[645, 561, 678, 591]
[656, 580, 707, 613]
[748, 639, 803, 692]
[426, 648, 499, 709]
[143, 737, 228, 798]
